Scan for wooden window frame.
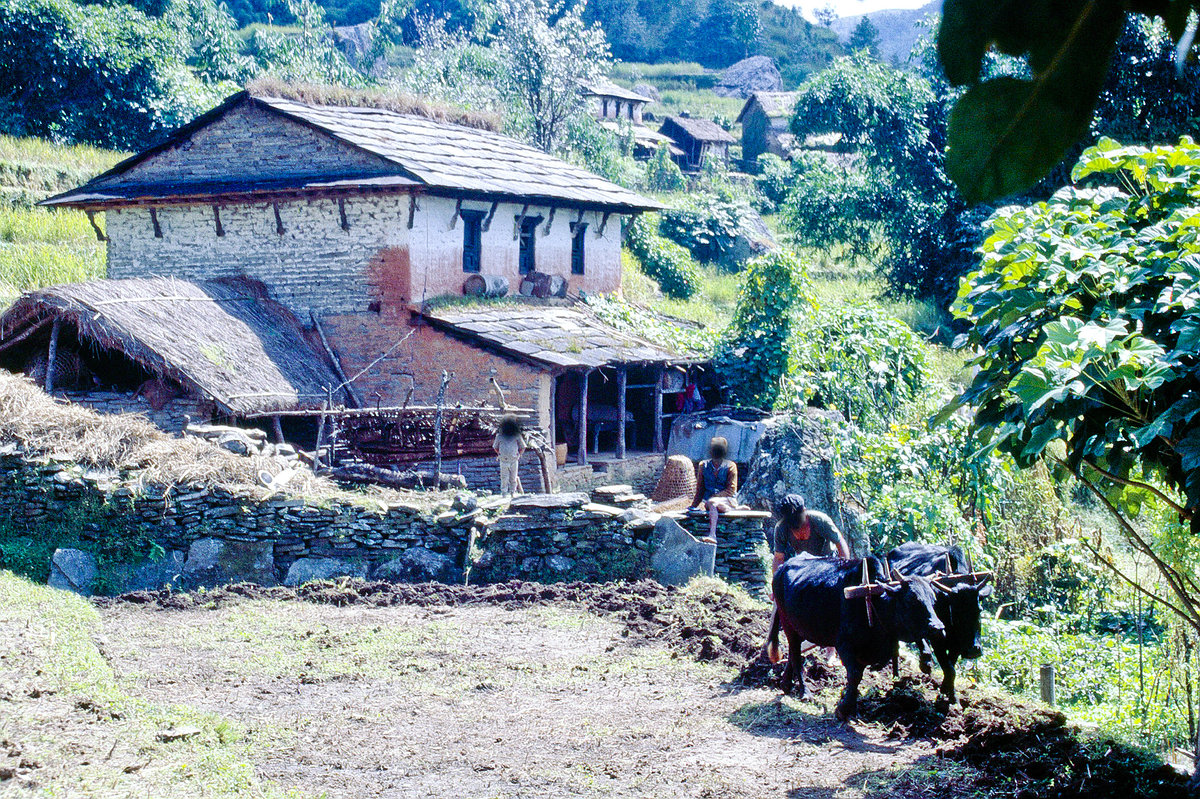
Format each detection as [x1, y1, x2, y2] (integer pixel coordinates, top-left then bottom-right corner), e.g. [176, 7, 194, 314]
[570, 221, 587, 275]
[518, 215, 542, 275]
[462, 209, 485, 273]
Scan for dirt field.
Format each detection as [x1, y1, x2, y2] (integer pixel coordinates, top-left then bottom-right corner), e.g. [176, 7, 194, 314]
[0, 575, 1189, 799]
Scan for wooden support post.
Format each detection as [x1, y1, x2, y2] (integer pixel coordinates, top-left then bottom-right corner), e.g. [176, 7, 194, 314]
[314, 402, 328, 472]
[616, 366, 627, 460]
[1040, 664, 1056, 706]
[271, 415, 284, 444]
[212, 205, 225, 237]
[542, 206, 556, 235]
[482, 201, 499, 232]
[85, 210, 106, 242]
[653, 364, 664, 453]
[449, 198, 463, 230]
[273, 202, 285, 235]
[149, 208, 163, 238]
[434, 370, 451, 486]
[596, 211, 611, 237]
[577, 369, 590, 466]
[44, 319, 61, 393]
[513, 203, 530, 240]
[407, 193, 419, 229]
[338, 198, 349, 231]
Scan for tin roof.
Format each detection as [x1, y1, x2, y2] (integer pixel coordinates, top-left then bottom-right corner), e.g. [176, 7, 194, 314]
[43, 92, 662, 213]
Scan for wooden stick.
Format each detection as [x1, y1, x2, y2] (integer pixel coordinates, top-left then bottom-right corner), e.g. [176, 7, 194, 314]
[616, 366, 627, 459]
[577, 369, 590, 466]
[310, 311, 362, 408]
[271, 415, 284, 444]
[44, 319, 61, 393]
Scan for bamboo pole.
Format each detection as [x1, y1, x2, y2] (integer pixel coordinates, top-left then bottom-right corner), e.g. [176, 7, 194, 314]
[44, 319, 61, 393]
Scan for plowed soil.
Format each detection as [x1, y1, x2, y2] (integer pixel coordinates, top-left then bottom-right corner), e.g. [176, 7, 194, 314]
[93, 578, 1189, 799]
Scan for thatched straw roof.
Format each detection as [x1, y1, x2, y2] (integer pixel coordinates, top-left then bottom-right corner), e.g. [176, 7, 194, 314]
[0, 277, 346, 416]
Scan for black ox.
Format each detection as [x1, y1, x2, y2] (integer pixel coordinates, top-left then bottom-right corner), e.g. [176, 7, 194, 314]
[887, 542, 993, 702]
[766, 555, 945, 719]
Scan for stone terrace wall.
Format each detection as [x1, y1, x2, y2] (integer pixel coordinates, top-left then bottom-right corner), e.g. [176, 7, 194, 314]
[674, 509, 772, 596]
[0, 445, 772, 595]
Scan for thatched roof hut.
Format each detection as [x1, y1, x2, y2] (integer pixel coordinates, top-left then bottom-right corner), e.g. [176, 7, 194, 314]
[0, 277, 347, 416]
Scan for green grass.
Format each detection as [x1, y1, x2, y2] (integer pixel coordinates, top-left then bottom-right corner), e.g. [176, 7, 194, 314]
[807, 267, 949, 340]
[622, 252, 741, 332]
[654, 89, 745, 125]
[0, 133, 124, 207]
[0, 206, 105, 304]
[0, 572, 305, 797]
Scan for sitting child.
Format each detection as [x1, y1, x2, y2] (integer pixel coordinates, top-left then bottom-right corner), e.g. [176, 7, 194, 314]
[690, 437, 748, 544]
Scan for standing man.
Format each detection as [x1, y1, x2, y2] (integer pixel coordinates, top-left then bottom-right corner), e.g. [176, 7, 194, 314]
[772, 493, 850, 575]
[690, 437, 747, 544]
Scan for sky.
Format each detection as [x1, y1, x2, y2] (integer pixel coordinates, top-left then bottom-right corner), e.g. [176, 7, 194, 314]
[777, 0, 933, 22]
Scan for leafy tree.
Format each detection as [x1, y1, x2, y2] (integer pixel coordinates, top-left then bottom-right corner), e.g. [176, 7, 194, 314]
[716, 249, 812, 409]
[846, 14, 879, 58]
[659, 189, 756, 269]
[694, 0, 760, 66]
[491, 0, 609, 152]
[936, 0, 1200, 203]
[166, 0, 254, 83]
[0, 0, 207, 149]
[946, 138, 1200, 778]
[783, 52, 976, 301]
[812, 3, 835, 27]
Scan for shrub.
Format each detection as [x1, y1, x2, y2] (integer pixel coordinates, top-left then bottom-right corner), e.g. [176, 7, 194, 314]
[659, 189, 756, 268]
[644, 143, 686, 192]
[715, 249, 811, 409]
[624, 215, 701, 300]
[753, 153, 791, 213]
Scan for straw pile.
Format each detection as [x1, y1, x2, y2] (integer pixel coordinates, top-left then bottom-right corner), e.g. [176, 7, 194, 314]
[0, 370, 444, 505]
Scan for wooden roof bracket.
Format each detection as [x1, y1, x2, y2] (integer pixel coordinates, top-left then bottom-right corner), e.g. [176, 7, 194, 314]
[572, 208, 585, 231]
[273, 201, 285, 235]
[338, 197, 350, 231]
[149, 207, 163, 238]
[85, 210, 106, 242]
[596, 211, 612, 237]
[407, 193, 420, 229]
[542, 206, 556, 236]
[481, 201, 499, 232]
[212, 205, 225, 237]
[513, 203, 531, 240]
[449, 198, 463, 230]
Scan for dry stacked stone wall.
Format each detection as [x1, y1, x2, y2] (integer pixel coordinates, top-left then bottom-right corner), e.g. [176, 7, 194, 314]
[0, 445, 772, 595]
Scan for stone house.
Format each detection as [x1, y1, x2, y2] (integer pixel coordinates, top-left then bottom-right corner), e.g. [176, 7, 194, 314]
[659, 116, 735, 172]
[736, 91, 799, 168]
[583, 80, 679, 162]
[2, 90, 707, 490]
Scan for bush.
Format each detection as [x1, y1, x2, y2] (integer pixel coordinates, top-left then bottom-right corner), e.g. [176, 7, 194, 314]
[753, 153, 791, 213]
[715, 249, 812, 409]
[659, 189, 757, 268]
[625, 215, 701, 300]
[644, 144, 686, 192]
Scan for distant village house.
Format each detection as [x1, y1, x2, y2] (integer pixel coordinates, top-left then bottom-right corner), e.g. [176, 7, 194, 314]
[736, 91, 799, 168]
[658, 116, 734, 172]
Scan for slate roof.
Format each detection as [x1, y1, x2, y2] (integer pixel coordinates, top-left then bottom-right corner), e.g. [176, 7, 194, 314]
[43, 92, 662, 212]
[660, 116, 735, 144]
[0, 277, 346, 415]
[582, 80, 653, 104]
[736, 91, 800, 123]
[422, 304, 701, 369]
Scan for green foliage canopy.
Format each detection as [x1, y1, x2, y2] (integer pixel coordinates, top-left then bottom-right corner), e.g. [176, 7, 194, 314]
[948, 137, 1200, 635]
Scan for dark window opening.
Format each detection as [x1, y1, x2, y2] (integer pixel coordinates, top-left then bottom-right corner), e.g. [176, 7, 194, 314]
[571, 221, 587, 275]
[462, 210, 484, 273]
[518, 216, 541, 275]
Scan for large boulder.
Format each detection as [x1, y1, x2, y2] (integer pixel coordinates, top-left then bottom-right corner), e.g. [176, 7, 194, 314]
[714, 56, 783, 98]
[739, 410, 863, 550]
[48, 548, 97, 595]
[668, 406, 774, 464]
[372, 546, 459, 584]
[650, 516, 716, 586]
[284, 557, 368, 586]
[182, 537, 276, 589]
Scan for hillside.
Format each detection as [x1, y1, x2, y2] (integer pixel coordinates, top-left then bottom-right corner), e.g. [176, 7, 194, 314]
[830, 0, 939, 65]
[0, 136, 123, 304]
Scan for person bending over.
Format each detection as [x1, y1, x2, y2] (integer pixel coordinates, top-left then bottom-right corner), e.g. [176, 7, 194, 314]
[771, 493, 850, 575]
[691, 437, 747, 544]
